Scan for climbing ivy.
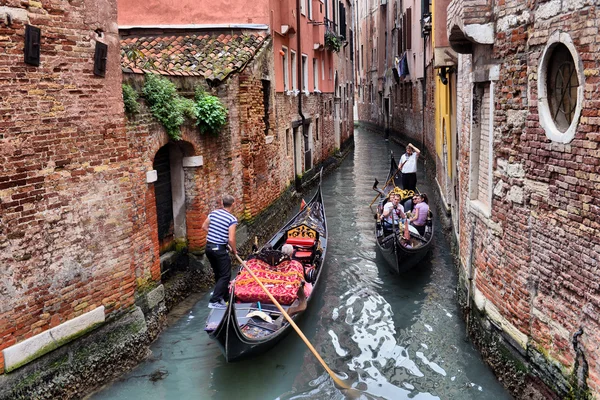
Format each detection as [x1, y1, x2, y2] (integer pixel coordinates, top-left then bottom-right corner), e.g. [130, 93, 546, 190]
[141, 74, 228, 139]
[122, 83, 140, 115]
[142, 73, 194, 140]
[194, 87, 228, 135]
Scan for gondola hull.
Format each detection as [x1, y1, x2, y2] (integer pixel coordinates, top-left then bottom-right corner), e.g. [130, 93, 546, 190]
[374, 154, 433, 274]
[205, 172, 327, 361]
[209, 298, 295, 361]
[376, 233, 431, 274]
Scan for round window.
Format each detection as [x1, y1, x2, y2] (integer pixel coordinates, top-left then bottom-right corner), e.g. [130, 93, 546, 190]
[537, 32, 583, 143]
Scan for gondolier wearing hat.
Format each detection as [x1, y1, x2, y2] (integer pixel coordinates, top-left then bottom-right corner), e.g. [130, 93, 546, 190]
[202, 194, 238, 309]
[398, 143, 420, 192]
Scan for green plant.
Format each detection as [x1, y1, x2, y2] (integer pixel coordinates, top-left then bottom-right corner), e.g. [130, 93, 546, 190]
[325, 31, 342, 53]
[123, 43, 144, 67]
[194, 87, 228, 135]
[122, 84, 140, 114]
[142, 73, 195, 140]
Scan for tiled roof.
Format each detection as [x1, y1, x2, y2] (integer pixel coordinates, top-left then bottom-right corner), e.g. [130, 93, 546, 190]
[120, 32, 268, 82]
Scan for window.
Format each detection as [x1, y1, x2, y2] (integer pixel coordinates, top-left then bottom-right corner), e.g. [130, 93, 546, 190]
[469, 83, 492, 213]
[291, 50, 297, 91]
[321, 59, 325, 80]
[538, 31, 583, 143]
[286, 128, 291, 155]
[301, 0, 306, 15]
[308, 0, 313, 20]
[261, 79, 270, 135]
[302, 54, 308, 92]
[315, 117, 319, 140]
[282, 47, 289, 91]
[405, 9, 412, 50]
[361, 44, 364, 71]
[313, 58, 319, 91]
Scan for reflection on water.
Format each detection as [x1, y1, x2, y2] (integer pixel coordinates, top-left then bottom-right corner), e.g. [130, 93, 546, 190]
[92, 128, 510, 400]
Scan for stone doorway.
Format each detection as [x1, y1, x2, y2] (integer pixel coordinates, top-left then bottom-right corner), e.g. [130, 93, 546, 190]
[152, 141, 194, 253]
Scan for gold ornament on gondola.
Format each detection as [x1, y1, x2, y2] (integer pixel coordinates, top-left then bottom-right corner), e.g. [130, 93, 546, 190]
[391, 187, 415, 201]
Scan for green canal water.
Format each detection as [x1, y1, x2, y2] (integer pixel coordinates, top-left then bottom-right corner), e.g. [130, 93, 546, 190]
[91, 127, 511, 400]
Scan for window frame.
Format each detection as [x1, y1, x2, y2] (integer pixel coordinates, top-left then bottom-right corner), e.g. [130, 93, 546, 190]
[282, 46, 289, 92]
[313, 58, 319, 91]
[537, 31, 583, 144]
[291, 50, 297, 91]
[302, 54, 309, 93]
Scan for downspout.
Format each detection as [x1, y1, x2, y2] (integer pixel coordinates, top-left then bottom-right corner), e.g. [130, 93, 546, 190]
[296, 0, 306, 190]
[465, 215, 476, 338]
[297, 0, 305, 132]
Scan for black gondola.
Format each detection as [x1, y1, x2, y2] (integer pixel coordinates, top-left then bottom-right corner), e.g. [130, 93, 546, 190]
[204, 171, 327, 361]
[372, 154, 433, 273]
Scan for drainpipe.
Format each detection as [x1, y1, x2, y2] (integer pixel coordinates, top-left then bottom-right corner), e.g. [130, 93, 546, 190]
[465, 215, 477, 338]
[297, 0, 306, 132]
[296, 0, 306, 190]
[422, 37, 426, 156]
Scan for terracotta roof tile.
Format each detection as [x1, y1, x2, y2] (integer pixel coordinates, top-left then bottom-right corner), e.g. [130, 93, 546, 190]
[121, 31, 268, 82]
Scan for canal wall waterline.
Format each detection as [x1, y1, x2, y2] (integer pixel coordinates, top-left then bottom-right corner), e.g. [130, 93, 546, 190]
[354, 121, 576, 400]
[0, 137, 354, 400]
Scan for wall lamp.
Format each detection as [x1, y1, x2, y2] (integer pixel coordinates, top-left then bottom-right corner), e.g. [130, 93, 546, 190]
[438, 66, 455, 85]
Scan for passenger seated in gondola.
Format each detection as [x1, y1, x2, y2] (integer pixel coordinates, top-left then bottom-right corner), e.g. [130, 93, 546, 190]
[281, 244, 294, 257]
[381, 193, 406, 234]
[409, 193, 429, 236]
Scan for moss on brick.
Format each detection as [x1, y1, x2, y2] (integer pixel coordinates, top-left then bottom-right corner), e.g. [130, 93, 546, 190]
[5, 321, 104, 373]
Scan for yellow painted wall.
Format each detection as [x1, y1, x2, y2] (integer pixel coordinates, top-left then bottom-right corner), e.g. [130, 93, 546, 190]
[435, 77, 452, 178]
[432, 0, 453, 178]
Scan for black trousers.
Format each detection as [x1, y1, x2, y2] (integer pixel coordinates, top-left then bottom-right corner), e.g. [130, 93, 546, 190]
[206, 246, 231, 303]
[402, 172, 417, 192]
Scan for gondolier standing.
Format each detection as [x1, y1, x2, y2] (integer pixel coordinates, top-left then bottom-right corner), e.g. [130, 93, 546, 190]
[202, 194, 238, 309]
[398, 143, 421, 192]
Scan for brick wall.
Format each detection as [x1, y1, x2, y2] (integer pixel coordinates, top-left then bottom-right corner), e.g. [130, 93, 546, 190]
[0, 0, 131, 373]
[454, 2, 600, 396]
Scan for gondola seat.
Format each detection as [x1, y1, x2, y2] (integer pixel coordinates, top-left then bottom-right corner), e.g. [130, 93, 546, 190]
[235, 258, 305, 305]
[285, 236, 316, 262]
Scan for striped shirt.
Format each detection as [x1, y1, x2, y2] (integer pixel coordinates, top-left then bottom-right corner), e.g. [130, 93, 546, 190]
[206, 209, 238, 245]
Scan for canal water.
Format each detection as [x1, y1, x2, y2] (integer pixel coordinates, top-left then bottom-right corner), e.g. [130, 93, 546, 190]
[91, 127, 511, 400]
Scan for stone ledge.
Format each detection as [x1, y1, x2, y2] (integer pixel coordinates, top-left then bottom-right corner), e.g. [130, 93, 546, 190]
[3, 306, 105, 373]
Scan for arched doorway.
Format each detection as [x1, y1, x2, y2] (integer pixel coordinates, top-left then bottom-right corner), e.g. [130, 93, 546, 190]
[152, 141, 194, 252]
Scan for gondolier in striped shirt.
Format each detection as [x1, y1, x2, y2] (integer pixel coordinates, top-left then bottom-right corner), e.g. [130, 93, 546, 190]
[202, 194, 238, 309]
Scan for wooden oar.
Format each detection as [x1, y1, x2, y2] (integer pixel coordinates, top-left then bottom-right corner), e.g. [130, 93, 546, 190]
[231, 251, 354, 392]
[369, 168, 400, 207]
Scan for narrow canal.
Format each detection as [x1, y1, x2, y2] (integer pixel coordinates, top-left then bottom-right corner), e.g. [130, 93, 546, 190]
[91, 127, 511, 400]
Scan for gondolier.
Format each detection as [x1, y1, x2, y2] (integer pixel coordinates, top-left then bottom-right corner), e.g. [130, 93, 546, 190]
[204, 170, 328, 362]
[202, 194, 238, 309]
[398, 143, 420, 192]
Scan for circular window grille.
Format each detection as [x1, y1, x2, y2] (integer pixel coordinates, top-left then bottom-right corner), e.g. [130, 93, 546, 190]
[537, 32, 583, 143]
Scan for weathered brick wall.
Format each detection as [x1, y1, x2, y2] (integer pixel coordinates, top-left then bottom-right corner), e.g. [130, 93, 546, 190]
[455, 2, 600, 396]
[0, 0, 131, 373]
[273, 92, 341, 176]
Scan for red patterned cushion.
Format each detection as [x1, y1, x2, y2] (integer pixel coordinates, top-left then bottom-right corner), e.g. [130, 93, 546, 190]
[286, 237, 316, 246]
[235, 258, 305, 305]
[294, 251, 312, 259]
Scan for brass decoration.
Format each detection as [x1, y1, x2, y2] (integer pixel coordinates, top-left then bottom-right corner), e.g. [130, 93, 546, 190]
[391, 187, 415, 201]
[287, 225, 317, 239]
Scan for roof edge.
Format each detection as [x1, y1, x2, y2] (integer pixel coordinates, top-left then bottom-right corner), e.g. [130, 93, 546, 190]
[119, 24, 269, 30]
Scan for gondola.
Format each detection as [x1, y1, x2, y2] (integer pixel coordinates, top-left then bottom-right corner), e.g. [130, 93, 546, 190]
[204, 171, 327, 361]
[372, 153, 433, 273]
